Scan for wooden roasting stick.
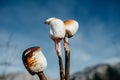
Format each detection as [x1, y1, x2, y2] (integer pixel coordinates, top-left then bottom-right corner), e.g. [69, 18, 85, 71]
[64, 34, 70, 80]
[37, 71, 47, 80]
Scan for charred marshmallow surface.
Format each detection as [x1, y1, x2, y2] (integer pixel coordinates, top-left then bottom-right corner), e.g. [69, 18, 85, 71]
[22, 47, 47, 75]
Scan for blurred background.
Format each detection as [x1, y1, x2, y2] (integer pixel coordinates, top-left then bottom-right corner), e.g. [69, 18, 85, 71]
[0, 0, 120, 80]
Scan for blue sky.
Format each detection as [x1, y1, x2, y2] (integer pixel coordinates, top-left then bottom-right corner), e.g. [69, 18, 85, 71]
[0, 0, 120, 77]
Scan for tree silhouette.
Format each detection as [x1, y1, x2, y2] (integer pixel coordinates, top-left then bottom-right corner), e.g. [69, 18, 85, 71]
[93, 72, 102, 80]
[107, 66, 120, 80]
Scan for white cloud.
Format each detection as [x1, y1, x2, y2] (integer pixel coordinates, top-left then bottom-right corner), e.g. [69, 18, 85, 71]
[102, 57, 120, 65]
[71, 49, 92, 62]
